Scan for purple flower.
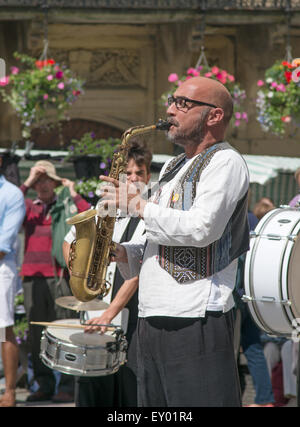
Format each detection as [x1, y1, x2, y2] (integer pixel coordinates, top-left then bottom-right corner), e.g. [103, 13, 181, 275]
[90, 132, 95, 138]
[69, 145, 74, 151]
[88, 191, 94, 198]
[100, 162, 106, 169]
[55, 70, 64, 79]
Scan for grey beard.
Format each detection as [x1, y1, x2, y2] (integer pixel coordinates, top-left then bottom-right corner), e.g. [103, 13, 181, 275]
[167, 107, 210, 147]
[167, 121, 205, 147]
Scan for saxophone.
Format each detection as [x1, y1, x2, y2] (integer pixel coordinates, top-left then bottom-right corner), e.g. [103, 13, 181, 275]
[67, 119, 170, 302]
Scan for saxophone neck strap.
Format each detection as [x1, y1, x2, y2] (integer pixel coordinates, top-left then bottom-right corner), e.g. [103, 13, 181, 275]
[146, 155, 187, 200]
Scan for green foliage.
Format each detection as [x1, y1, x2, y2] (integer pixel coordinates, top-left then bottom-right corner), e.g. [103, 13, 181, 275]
[75, 176, 103, 199]
[66, 132, 120, 161]
[13, 293, 29, 345]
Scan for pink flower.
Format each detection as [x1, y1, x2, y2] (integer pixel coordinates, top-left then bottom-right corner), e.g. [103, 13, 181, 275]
[281, 115, 291, 123]
[187, 67, 195, 75]
[187, 67, 199, 77]
[235, 112, 241, 119]
[242, 112, 248, 122]
[57, 82, 64, 89]
[43, 94, 49, 100]
[228, 74, 235, 82]
[257, 80, 264, 87]
[271, 81, 278, 88]
[205, 72, 212, 78]
[234, 120, 241, 127]
[47, 74, 53, 81]
[168, 73, 179, 83]
[10, 66, 19, 75]
[216, 72, 226, 84]
[211, 66, 219, 75]
[276, 83, 286, 92]
[0, 76, 9, 86]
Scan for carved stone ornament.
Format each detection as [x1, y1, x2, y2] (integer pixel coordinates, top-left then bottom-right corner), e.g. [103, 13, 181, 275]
[89, 49, 141, 88]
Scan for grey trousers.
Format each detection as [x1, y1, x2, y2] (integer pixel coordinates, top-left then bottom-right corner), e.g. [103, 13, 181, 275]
[23, 276, 78, 395]
[137, 310, 241, 407]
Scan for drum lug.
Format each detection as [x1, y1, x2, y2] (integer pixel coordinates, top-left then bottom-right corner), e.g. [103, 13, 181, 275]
[288, 234, 298, 242]
[266, 234, 281, 241]
[242, 295, 291, 305]
[54, 342, 61, 366]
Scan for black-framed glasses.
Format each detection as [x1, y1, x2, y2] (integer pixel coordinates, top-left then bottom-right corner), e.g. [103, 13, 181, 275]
[167, 95, 217, 111]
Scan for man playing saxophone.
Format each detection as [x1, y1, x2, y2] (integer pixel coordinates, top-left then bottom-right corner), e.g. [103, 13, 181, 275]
[98, 76, 250, 407]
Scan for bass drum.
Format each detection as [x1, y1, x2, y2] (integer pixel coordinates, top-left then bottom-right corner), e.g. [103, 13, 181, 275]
[244, 207, 300, 337]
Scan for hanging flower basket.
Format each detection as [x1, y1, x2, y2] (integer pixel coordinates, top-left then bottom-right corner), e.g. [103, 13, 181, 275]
[161, 65, 248, 127]
[65, 132, 120, 179]
[0, 52, 84, 139]
[256, 59, 300, 135]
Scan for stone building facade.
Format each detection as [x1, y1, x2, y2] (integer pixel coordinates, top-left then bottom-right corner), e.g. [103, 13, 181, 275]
[0, 1, 300, 156]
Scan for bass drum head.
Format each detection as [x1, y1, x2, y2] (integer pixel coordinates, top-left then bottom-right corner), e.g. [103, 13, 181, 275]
[288, 234, 300, 320]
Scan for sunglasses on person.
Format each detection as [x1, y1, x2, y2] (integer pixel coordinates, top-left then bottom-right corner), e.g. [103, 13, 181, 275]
[167, 95, 218, 112]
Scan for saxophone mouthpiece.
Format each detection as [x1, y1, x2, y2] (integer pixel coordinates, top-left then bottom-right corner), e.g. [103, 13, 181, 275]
[156, 119, 171, 131]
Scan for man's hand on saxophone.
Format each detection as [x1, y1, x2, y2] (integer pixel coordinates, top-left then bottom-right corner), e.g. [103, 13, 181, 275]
[110, 242, 128, 263]
[97, 175, 147, 219]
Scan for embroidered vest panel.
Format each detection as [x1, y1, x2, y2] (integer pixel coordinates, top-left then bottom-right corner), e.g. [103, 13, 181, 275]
[158, 144, 249, 284]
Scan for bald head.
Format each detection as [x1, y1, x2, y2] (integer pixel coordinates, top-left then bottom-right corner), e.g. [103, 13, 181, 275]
[176, 76, 234, 125]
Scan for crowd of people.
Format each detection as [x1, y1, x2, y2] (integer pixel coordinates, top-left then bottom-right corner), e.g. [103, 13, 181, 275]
[0, 75, 299, 407]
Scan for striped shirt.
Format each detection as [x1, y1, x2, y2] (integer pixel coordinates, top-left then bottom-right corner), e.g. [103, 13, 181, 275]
[20, 184, 90, 277]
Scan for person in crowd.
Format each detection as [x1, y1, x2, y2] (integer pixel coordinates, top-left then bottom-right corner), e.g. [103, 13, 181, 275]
[63, 140, 152, 407]
[262, 336, 297, 406]
[98, 76, 250, 407]
[253, 197, 275, 220]
[289, 167, 300, 207]
[20, 160, 90, 403]
[0, 155, 25, 407]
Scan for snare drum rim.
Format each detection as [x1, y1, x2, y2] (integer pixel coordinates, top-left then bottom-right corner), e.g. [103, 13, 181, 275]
[44, 328, 117, 351]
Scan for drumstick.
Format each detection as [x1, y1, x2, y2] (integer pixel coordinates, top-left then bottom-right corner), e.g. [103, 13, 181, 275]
[30, 321, 117, 331]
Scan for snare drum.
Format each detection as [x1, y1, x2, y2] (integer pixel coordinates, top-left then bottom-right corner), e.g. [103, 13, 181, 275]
[40, 319, 127, 376]
[244, 207, 300, 337]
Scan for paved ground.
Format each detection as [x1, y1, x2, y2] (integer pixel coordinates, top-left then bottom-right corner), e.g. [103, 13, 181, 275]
[1, 356, 297, 407]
